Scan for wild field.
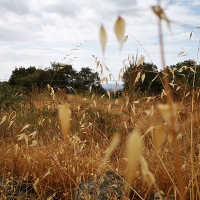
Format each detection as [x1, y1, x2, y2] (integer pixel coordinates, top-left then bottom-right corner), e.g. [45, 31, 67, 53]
[0, 86, 200, 199]
[0, 3, 200, 200]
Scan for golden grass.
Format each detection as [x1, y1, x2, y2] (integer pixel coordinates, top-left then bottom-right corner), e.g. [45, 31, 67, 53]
[0, 90, 200, 199]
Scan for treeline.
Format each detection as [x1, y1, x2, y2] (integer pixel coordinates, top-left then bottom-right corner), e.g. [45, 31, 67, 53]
[8, 62, 105, 94]
[7, 59, 200, 98]
[123, 58, 200, 98]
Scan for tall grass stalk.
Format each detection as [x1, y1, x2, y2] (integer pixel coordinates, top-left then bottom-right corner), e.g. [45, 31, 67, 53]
[157, 1, 185, 199]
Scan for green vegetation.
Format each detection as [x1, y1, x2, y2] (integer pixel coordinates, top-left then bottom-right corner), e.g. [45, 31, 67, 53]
[8, 62, 105, 94]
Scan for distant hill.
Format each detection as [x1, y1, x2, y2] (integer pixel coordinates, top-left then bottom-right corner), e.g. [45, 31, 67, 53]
[102, 83, 123, 91]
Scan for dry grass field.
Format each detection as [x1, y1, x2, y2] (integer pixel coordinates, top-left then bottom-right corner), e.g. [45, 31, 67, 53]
[0, 89, 199, 199]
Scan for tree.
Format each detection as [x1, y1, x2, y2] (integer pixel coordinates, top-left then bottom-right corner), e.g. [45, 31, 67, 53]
[123, 58, 162, 101]
[169, 59, 200, 88]
[8, 63, 105, 94]
[9, 66, 52, 89]
[50, 63, 78, 90]
[76, 67, 105, 93]
[50, 64, 105, 93]
[9, 66, 36, 86]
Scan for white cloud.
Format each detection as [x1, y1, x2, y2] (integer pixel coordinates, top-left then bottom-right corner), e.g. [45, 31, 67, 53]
[0, 0, 30, 15]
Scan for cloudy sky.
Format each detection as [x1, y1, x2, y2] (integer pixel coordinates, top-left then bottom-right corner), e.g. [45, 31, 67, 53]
[0, 0, 200, 82]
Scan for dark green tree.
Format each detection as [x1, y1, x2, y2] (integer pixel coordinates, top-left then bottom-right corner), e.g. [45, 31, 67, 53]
[169, 59, 200, 88]
[123, 61, 162, 99]
[76, 67, 105, 93]
[9, 66, 36, 86]
[8, 63, 105, 94]
[50, 63, 78, 90]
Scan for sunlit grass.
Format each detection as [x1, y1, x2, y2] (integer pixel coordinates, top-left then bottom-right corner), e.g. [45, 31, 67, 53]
[0, 88, 199, 199]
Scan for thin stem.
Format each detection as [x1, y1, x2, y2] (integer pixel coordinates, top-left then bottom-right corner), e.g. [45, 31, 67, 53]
[157, 1, 185, 199]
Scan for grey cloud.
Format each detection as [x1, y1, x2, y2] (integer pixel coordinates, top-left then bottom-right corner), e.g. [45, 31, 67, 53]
[111, 0, 137, 7]
[0, 5, 60, 44]
[0, 28, 35, 43]
[0, 27, 25, 42]
[0, 19, 44, 43]
[0, 0, 30, 15]
[44, 0, 80, 17]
